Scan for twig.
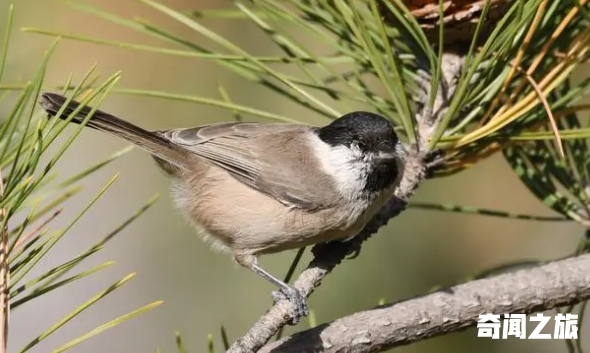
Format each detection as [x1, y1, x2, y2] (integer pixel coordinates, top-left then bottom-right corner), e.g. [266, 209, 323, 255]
[260, 253, 590, 353]
[227, 52, 466, 353]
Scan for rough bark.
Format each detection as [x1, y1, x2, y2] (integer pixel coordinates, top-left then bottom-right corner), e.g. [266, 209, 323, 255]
[261, 253, 590, 353]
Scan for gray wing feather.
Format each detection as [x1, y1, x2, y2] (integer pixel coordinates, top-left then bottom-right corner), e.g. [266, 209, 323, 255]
[158, 122, 332, 210]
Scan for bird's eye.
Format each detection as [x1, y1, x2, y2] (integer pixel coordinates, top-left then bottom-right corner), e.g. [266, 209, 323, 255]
[357, 140, 367, 149]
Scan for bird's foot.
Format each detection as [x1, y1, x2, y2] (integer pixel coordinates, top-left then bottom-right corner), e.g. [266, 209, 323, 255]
[271, 286, 309, 325]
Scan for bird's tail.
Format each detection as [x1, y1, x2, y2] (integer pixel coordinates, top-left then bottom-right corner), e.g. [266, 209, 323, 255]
[39, 93, 190, 169]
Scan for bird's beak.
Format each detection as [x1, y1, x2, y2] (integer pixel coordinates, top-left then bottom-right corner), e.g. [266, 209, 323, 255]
[376, 151, 398, 163]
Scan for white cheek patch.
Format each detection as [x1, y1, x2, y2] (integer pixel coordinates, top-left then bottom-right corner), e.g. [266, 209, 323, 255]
[309, 134, 370, 201]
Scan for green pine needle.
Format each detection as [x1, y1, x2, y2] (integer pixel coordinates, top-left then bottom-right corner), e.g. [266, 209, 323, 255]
[50, 301, 163, 353]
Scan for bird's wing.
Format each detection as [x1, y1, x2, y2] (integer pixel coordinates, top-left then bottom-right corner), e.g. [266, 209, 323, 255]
[159, 122, 335, 210]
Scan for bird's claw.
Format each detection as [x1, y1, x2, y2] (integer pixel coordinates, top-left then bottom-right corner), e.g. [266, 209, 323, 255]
[272, 286, 309, 325]
[345, 240, 362, 259]
[314, 239, 363, 260]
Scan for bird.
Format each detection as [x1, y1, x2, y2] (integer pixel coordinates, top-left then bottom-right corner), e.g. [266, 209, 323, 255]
[39, 92, 406, 323]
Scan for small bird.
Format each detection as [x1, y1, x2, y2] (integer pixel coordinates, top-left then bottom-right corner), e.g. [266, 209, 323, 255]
[39, 92, 405, 323]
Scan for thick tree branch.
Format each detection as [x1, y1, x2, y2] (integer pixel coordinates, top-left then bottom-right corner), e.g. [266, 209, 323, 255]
[260, 253, 590, 353]
[227, 52, 465, 353]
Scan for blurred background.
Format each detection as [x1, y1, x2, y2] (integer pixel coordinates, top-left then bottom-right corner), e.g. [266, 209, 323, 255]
[0, 1, 587, 352]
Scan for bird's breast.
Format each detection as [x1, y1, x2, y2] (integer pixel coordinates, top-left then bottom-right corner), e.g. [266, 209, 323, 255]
[168, 160, 394, 256]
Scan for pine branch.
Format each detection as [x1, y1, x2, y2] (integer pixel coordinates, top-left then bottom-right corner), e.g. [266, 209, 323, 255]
[260, 252, 590, 353]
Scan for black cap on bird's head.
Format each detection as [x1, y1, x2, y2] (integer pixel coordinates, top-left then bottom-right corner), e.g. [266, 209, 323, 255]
[317, 111, 400, 158]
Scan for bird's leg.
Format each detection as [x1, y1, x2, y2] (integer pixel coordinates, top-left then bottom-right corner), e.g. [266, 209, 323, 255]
[253, 264, 309, 324]
[235, 253, 309, 324]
